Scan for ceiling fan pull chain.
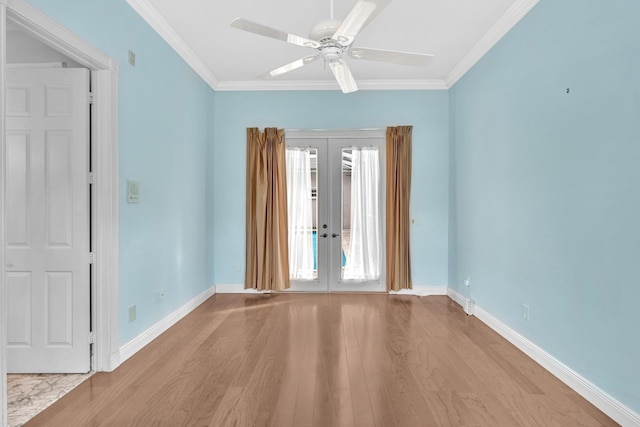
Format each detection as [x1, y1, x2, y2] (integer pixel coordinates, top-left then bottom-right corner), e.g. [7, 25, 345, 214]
[330, 0, 334, 20]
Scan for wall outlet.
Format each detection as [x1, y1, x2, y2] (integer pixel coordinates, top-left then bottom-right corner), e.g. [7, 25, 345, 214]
[464, 277, 470, 287]
[522, 304, 530, 321]
[128, 305, 137, 323]
[235, 264, 241, 272]
[155, 290, 165, 303]
[128, 50, 136, 66]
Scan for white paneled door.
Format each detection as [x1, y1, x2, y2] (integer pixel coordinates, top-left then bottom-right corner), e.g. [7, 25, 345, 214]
[5, 68, 91, 373]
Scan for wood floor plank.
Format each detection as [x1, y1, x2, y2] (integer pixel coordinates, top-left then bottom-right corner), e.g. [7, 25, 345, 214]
[313, 298, 355, 427]
[341, 301, 377, 426]
[356, 295, 441, 426]
[291, 298, 321, 427]
[382, 296, 476, 425]
[23, 294, 617, 427]
[237, 300, 293, 426]
[346, 302, 396, 427]
[268, 302, 313, 427]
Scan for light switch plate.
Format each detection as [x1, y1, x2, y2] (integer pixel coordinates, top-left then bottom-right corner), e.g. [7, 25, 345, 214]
[127, 179, 140, 203]
[128, 305, 136, 322]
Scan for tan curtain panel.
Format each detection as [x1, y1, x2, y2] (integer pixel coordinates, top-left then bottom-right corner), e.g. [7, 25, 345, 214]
[245, 127, 290, 291]
[386, 126, 413, 291]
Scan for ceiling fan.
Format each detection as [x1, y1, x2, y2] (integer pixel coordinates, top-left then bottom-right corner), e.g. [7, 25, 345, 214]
[231, 0, 434, 93]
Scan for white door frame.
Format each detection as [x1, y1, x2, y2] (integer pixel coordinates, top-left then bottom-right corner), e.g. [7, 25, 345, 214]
[1, 0, 119, 424]
[285, 129, 387, 293]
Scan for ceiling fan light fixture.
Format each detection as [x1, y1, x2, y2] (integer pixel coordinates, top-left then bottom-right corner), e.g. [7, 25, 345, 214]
[320, 46, 344, 63]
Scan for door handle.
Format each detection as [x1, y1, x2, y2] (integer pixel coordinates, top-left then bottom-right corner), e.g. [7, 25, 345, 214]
[332, 233, 340, 238]
[320, 233, 328, 238]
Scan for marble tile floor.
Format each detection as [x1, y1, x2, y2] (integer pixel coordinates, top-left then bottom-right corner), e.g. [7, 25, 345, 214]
[8, 373, 93, 427]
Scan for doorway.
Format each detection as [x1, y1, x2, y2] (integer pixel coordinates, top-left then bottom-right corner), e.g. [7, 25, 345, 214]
[285, 130, 386, 293]
[1, 2, 120, 425]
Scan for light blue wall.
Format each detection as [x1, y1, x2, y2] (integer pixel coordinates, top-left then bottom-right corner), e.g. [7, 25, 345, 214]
[26, 0, 214, 345]
[450, 0, 640, 414]
[211, 91, 450, 287]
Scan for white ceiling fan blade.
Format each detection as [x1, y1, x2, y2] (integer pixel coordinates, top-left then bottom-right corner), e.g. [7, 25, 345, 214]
[349, 47, 434, 66]
[329, 60, 358, 93]
[258, 55, 321, 79]
[332, 0, 391, 46]
[231, 18, 320, 49]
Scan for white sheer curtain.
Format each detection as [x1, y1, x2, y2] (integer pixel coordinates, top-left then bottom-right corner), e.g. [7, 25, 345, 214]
[286, 148, 315, 280]
[343, 147, 381, 280]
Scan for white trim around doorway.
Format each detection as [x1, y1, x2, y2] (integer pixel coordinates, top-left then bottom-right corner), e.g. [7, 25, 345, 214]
[1, 6, 8, 425]
[1, 1, 119, 424]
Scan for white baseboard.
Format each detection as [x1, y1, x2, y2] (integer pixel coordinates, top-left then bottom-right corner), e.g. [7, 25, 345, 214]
[118, 285, 216, 364]
[215, 284, 263, 294]
[389, 285, 448, 296]
[447, 291, 640, 426]
[447, 287, 468, 306]
[108, 350, 120, 372]
[447, 287, 475, 315]
[217, 284, 448, 296]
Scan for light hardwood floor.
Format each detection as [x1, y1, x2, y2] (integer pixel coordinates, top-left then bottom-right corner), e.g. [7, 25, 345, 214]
[26, 294, 616, 426]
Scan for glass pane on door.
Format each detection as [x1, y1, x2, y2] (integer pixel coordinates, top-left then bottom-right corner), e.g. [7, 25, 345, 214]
[341, 147, 381, 281]
[286, 147, 318, 280]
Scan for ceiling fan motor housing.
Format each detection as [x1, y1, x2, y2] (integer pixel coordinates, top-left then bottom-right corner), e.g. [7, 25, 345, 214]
[310, 19, 346, 63]
[310, 19, 342, 43]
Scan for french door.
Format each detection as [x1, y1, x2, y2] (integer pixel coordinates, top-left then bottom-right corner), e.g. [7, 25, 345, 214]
[285, 130, 385, 292]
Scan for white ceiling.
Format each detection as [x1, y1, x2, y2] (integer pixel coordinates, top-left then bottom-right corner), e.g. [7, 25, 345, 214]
[126, 0, 539, 91]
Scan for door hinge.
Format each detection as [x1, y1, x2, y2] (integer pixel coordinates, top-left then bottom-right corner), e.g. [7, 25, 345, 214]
[88, 172, 95, 184]
[89, 331, 96, 344]
[89, 252, 96, 264]
[89, 92, 95, 104]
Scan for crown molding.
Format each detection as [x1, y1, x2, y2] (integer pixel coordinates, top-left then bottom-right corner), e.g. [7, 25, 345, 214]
[348, 79, 448, 90]
[445, 0, 540, 88]
[214, 80, 337, 92]
[125, 0, 219, 90]
[125, 0, 538, 93]
[215, 78, 448, 92]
